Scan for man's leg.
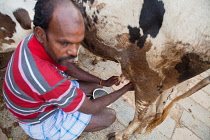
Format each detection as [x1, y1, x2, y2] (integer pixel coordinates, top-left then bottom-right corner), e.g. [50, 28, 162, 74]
[83, 107, 116, 132]
[78, 80, 117, 132]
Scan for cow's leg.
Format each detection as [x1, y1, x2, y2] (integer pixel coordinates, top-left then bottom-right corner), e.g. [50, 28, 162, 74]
[108, 99, 150, 140]
[135, 88, 173, 133]
[134, 94, 165, 134]
[108, 110, 141, 140]
[146, 75, 210, 131]
[132, 89, 173, 134]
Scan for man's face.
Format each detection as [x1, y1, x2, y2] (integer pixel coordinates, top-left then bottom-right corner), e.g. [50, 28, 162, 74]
[42, 2, 85, 66]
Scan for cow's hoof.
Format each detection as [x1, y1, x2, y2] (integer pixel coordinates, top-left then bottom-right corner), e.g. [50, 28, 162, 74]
[107, 132, 129, 140]
[107, 132, 116, 140]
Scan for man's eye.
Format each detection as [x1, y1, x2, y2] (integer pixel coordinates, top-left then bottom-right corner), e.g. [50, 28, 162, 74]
[61, 42, 69, 47]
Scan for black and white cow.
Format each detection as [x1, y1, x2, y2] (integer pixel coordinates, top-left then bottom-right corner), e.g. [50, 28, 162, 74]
[72, 0, 210, 139]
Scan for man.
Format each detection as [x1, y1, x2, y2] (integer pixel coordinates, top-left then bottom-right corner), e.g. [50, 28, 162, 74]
[3, 0, 134, 139]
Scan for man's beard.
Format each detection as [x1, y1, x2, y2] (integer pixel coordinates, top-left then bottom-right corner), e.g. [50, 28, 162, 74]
[57, 55, 77, 66]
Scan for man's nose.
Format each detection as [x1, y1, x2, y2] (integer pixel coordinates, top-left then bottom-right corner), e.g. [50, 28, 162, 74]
[67, 44, 79, 56]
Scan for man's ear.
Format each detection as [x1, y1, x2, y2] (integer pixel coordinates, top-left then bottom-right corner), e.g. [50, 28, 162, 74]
[34, 27, 46, 45]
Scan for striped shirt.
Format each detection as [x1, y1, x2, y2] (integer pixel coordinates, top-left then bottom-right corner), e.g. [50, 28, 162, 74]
[3, 34, 85, 125]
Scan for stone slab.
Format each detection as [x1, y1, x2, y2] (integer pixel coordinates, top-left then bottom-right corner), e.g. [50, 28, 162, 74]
[178, 97, 210, 127]
[135, 128, 168, 140]
[190, 89, 210, 109]
[172, 127, 201, 140]
[156, 116, 176, 139]
[180, 110, 210, 140]
[202, 84, 210, 96]
[111, 98, 135, 127]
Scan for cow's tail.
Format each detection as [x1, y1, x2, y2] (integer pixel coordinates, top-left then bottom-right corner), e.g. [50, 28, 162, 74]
[145, 75, 210, 132]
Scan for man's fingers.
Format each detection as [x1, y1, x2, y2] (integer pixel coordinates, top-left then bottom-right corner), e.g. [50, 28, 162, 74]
[114, 76, 119, 79]
[118, 75, 126, 83]
[115, 81, 120, 86]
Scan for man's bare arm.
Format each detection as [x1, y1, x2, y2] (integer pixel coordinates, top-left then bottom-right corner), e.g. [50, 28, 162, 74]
[78, 82, 134, 114]
[65, 63, 119, 86]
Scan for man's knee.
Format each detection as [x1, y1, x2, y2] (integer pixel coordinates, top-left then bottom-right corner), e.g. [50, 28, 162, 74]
[105, 108, 116, 125]
[83, 108, 116, 132]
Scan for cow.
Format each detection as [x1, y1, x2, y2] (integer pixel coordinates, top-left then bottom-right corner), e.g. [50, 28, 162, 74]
[72, 0, 210, 139]
[0, 0, 35, 70]
[0, 0, 210, 140]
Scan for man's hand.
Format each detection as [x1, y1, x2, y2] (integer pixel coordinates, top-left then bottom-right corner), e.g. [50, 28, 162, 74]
[123, 82, 134, 91]
[79, 80, 134, 114]
[102, 76, 119, 87]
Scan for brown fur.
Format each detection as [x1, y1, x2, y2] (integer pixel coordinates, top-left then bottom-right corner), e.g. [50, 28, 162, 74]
[0, 13, 16, 48]
[13, 8, 32, 30]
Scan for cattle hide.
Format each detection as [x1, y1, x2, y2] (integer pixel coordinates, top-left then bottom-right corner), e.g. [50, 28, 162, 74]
[0, 0, 35, 70]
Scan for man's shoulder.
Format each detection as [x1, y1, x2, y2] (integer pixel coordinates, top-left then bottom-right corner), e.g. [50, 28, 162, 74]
[10, 49, 67, 92]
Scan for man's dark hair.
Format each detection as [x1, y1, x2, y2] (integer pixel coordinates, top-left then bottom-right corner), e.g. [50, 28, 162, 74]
[33, 0, 56, 30]
[33, 0, 79, 31]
